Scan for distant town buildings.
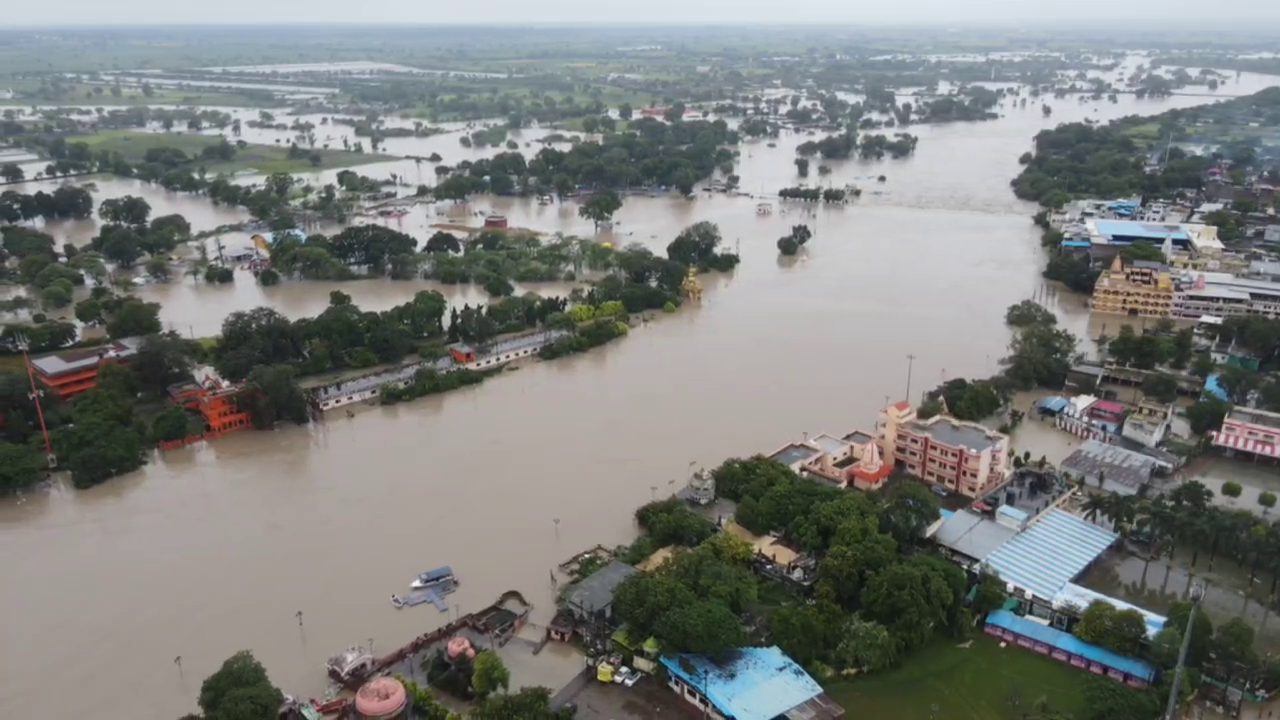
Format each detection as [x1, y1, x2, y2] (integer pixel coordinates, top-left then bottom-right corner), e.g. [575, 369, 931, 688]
[1172, 270, 1280, 320]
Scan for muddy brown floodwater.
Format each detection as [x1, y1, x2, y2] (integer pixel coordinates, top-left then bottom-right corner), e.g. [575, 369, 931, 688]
[2, 61, 1278, 719]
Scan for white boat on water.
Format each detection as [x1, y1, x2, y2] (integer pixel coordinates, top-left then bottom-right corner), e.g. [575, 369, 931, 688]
[410, 566, 456, 590]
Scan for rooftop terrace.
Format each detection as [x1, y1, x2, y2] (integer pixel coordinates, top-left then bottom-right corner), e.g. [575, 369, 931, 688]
[769, 443, 822, 468]
[909, 417, 998, 453]
[1229, 406, 1280, 431]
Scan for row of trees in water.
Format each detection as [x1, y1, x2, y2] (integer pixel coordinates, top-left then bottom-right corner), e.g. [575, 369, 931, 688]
[2, 188, 741, 492]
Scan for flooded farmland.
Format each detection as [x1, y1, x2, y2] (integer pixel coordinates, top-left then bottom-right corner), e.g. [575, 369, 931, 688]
[2, 64, 1279, 719]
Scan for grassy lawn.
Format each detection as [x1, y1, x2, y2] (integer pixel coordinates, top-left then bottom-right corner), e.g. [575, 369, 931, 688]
[824, 637, 1090, 720]
[1123, 122, 1162, 140]
[74, 129, 393, 175]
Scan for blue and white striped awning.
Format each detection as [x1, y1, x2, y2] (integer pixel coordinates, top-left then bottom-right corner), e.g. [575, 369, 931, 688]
[983, 509, 1117, 601]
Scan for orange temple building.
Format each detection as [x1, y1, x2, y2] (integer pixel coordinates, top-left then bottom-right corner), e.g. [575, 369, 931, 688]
[28, 338, 144, 400]
[167, 366, 253, 436]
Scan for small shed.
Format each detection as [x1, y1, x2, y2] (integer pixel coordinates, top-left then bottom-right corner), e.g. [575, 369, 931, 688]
[1037, 396, 1069, 416]
[564, 560, 638, 621]
[448, 342, 476, 364]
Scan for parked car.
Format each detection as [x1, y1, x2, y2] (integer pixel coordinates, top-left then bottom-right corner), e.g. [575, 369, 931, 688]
[931, 485, 948, 498]
[972, 502, 992, 512]
[614, 667, 643, 687]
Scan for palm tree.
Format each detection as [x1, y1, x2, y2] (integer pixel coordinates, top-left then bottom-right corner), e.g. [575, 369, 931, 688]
[1247, 521, 1269, 586]
[1264, 522, 1280, 601]
[1184, 510, 1209, 569]
[1169, 480, 1215, 511]
[1204, 509, 1232, 573]
[1083, 494, 1109, 523]
[1109, 494, 1139, 532]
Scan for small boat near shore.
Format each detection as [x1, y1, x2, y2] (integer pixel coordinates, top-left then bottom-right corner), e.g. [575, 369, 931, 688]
[410, 566, 456, 590]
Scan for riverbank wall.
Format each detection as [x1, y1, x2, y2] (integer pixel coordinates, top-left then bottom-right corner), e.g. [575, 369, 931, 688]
[305, 330, 568, 412]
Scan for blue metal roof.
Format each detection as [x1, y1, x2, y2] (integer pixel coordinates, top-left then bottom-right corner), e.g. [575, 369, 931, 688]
[987, 609, 1157, 682]
[1093, 220, 1189, 242]
[997, 505, 1030, 523]
[983, 509, 1116, 601]
[1038, 396, 1069, 413]
[1204, 373, 1229, 401]
[659, 646, 824, 720]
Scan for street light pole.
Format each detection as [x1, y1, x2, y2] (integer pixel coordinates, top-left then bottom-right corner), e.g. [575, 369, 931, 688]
[16, 336, 55, 468]
[905, 354, 917, 405]
[1163, 582, 1205, 720]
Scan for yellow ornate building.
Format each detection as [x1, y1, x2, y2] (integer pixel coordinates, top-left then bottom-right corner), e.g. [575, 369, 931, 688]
[1090, 255, 1173, 318]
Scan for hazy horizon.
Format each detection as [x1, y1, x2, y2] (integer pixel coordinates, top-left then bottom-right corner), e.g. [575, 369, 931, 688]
[6, 0, 1280, 30]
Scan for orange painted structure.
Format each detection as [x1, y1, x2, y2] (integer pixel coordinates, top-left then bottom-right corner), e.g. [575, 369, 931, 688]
[28, 338, 143, 400]
[447, 342, 477, 364]
[168, 368, 253, 436]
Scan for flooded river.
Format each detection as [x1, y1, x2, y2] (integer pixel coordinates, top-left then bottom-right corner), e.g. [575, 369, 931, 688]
[3, 65, 1279, 718]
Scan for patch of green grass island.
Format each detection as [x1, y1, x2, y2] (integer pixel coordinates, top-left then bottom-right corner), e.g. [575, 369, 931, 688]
[77, 129, 395, 175]
[824, 637, 1090, 720]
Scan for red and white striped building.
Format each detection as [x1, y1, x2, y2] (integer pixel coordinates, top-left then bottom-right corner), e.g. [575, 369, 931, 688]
[1211, 407, 1280, 460]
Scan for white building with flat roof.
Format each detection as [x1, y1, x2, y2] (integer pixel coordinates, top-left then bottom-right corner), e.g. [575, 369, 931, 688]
[1174, 271, 1280, 320]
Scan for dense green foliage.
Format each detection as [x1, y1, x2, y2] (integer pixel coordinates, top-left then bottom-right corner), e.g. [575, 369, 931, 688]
[381, 368, 488, 405]
[434, 117, 737, 198]
[0, 186, 94, 223]
[212, 291, 450, 381]
[196, 651, 285, 720]
[776, 224, 812, 256]
[1012, 88, 1280, 207]
[613, 456, 967, 667]
[538, 319, 628, 359]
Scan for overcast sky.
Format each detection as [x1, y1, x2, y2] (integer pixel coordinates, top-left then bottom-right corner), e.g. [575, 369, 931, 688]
[7, 0, 1280, 27]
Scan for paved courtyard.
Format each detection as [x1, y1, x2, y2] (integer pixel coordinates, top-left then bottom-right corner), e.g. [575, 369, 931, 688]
[554, 669, 697, 720]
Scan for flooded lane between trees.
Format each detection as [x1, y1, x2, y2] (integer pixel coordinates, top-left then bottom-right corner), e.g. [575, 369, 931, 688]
[3, 67, 1279, 719]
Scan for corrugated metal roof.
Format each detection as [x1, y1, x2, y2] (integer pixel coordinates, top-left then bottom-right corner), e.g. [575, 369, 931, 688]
[987, 609, 1157, 682]
[1092, 219, 1190, 242]
[934, 510, 1017, 561]
[983, 509, 1116, 601]
[1038, 396, 1069, 412]
[659, 646, 826, 720]
[565, 561, 638, 613]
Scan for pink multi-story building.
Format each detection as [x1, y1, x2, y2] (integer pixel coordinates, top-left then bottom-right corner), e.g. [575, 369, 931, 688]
[880, 401, 1010, 498]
